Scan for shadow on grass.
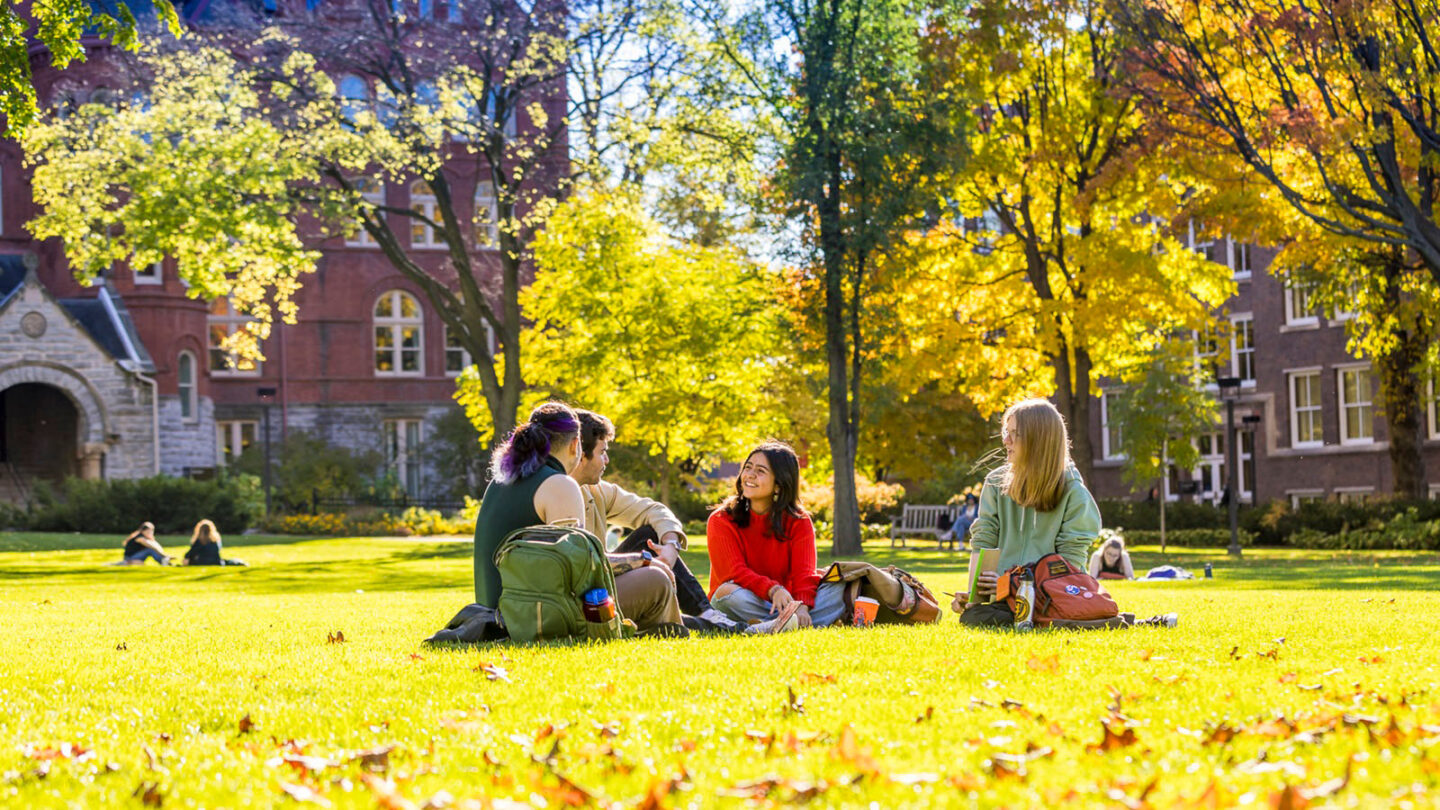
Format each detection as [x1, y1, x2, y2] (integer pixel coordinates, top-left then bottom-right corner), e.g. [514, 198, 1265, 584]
[0, 532, 319, 553]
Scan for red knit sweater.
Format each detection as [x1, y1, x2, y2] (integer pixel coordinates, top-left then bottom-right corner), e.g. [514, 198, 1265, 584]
[706, 508, 820, 607]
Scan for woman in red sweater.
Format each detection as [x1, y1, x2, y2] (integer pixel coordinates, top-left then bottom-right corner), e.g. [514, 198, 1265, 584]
[707, 440, 846, 631]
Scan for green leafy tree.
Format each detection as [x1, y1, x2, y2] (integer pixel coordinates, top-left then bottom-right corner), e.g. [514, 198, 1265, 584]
[1, 0, 178, 133]
[484, 186, 783, 503]
[1109, 342, 1215, 550]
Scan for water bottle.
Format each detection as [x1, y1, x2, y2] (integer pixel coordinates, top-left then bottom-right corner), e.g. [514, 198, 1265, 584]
[1013, 569, 1035, 632]
[1204, 563, 1213, 579]
[583, 588, 617, 623]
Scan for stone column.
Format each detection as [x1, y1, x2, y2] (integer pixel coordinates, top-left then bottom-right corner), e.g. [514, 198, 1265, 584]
[80, 443, 107, 480]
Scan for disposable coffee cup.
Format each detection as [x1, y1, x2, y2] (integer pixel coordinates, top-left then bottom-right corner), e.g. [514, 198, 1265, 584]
[853, 597, 880, 627]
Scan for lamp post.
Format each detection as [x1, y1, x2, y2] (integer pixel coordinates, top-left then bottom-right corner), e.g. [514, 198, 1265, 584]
[1217, 377, 1242, 558]
[258, 387, 277, 516]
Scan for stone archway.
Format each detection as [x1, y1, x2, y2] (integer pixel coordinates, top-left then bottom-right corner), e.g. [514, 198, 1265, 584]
[0, 363, 110, 482]
[0, 384, 80, 482]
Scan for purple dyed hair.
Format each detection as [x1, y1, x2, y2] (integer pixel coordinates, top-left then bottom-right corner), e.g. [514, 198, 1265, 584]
[490, 402, 580, 484]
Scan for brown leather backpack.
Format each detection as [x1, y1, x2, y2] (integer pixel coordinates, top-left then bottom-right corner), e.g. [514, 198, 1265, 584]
[820, 561, 943, 625]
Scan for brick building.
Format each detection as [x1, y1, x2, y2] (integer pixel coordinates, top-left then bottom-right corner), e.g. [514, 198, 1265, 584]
[1084, 232, 1440, 506]
[1, 1, 550, 506]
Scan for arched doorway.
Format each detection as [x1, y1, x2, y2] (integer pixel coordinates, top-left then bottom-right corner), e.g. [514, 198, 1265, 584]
[0, 383, 80, 485]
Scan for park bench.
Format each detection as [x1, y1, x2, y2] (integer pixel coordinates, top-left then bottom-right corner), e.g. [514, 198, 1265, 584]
[889, 504, 963, 550]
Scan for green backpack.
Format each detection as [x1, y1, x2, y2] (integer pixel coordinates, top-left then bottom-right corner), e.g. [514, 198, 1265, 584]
[493, 524, 628, 642]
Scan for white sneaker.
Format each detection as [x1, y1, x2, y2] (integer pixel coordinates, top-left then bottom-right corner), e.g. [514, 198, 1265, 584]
[744, 602, 803, 634]
[1162, 613, 1179, 628]
[700, 608, 739, 627]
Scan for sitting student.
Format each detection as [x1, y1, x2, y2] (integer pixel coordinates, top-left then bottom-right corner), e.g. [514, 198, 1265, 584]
[954, 398, 1100, 626]
[1088, 535, 1135, 580]
[949, 493, 979, 548]
[121, 521, 171, 566]
[473, 402, 687, 636]
[707, 440, 847, 633]
[181, 519, 247, 566]
[572, 410, 745, 633]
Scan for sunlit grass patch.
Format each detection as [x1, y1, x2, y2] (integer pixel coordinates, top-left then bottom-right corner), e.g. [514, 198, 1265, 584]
[1, 536, 1436, 807]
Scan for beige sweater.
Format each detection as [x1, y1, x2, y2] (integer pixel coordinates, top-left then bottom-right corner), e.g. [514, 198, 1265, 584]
[580, 481, 688, 549]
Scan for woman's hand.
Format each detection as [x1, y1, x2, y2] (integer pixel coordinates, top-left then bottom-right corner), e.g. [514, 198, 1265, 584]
[769, 585, 795, 612]
[795, 604, 812, 628]
[976, 571, 999, 599]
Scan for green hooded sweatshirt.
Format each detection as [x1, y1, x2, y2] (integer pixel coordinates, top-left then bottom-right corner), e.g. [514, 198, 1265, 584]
[969, 464, 1100, 573]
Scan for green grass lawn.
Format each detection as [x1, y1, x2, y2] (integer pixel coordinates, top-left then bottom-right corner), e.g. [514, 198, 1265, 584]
[2, 534, 1438, 808]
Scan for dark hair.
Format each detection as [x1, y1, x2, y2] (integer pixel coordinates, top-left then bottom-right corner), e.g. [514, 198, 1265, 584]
[720, 440, 805, 541]
[575, 409, 615, 459]
[490, 401, 580, 484]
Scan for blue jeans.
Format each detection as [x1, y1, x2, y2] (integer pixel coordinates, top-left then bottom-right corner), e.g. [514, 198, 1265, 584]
[124, 548, 166, 565]
[711, 580, 848, 627]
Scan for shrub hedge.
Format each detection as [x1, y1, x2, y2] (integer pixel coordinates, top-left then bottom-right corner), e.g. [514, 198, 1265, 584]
[26, 475, 263, 534]
[1113, 528, 1253, 548]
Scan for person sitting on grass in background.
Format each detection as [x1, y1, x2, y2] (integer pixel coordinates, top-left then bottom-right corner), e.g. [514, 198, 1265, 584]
[120, 521, 171, 566]
[181, 519, 247, 567]
[1088, 534, 1134, 580]
[707, 440, 847, 633]
[952, 398, 1100, 626]
[572, 410, 745, 634]
[949, 493, 979, 549]
[473, 401, 688, 637]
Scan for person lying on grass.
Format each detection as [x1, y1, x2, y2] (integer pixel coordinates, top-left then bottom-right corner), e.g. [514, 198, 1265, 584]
[706, 440, 848, 633]
[120, 521, 171, 566]
[1088, 535, 1135, 580]
[572, 409, 745, 634]
[472, 401, 688, 636]
[953, 399, 1100, 627]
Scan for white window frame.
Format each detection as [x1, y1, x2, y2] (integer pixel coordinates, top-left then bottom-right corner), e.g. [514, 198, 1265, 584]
[1335, 487, 1374, 504]
[374, 290, 425, 376]
[1192, 427, 1252, 504]
[1288, 369, 1323, 449]
[1283, 275, 1319, 327]
[444, 321, 495, 378]
[474, 181, 499, 249]
[208, 298, 260, 376]
[1287, 489, 1325, 509]
[1428, 375, 1440, 440]
[1336, 364, 1374, 445]
[1230, 314, 1255, 385]
[384, 419, 424, 498]
[134, 260, 163, 285]
[409, 181, 444, 249]
[215, 420, 258, 466]
[1429, 483, 1440, 501]
[1100, 391, 1124, 460]
[1230, 239, 1252, 280]
[346, 178, 384, 247]
[177, 350, 197, 423]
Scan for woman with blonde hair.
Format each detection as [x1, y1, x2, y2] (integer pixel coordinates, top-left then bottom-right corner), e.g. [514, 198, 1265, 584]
[1088, 534, 1135, 580]
[182, 519, 226, 566]
[955, 398, 1101, 626]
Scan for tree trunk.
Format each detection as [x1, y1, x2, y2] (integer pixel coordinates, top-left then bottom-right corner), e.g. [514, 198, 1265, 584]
[1372, 251, 1427, 499]
[820, 145, 863, 556]
[1049, 333, 1095, 484]
[1159, 439, 1167, 553]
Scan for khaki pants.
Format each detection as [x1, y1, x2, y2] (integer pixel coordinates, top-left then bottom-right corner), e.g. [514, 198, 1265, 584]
[614, 566, 682, 630]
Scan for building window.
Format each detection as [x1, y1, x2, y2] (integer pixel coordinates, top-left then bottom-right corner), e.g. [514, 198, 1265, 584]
[346, 178, 384, 247]
[208, 298, 259, 375]
[375, 290, 424, 375]
[1194, 323, 1221, 369]
[177, 351, 197, 422]
[1289, 371, 1322, 448]
[1, 164, 6, 234]
[1288, 490, 1324, 509]
[1100, 391, 1123, 460]
[338, 74, 370, 126]
[474, 181, 499, 248]
[410, 181, 443, 248]
[1231, 315, 1255, 383]
[216, 420, 257, 465]
[134, 260, 163, 285]
[1335, 487, 1374, 505]
[444, 322, 495, 377]
[385, 419, 423, 498]
[1284, 275, 1319, 326]
[1230, 240, 1252, 279]
[1337, 366, 1374, 444]
[1192, 427, 1252, 504]
[1428, 375, 1440, 440]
